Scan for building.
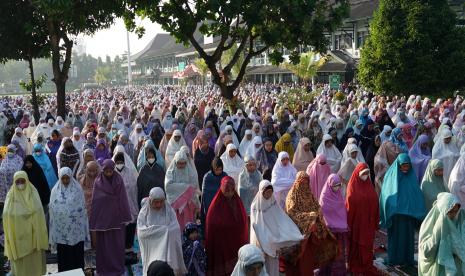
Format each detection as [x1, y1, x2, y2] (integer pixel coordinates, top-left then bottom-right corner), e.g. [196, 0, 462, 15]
[125, 0, 462, 85]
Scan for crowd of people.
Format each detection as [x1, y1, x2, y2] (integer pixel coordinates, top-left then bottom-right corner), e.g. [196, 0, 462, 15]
[0, 83, 465, 275]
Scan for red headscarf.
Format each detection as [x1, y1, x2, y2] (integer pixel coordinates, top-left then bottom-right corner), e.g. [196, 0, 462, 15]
[205, 176, 248, 276]
[346, 163, 379, 246]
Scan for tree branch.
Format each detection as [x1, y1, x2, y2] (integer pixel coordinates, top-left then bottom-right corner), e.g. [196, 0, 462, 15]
[223, 33, 249, 74]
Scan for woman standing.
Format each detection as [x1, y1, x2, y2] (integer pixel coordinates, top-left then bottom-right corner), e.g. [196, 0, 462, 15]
[380, 153, 426, 266]
[283, 171, 338, 276]
[220, 144, 244, 184]
[271, 152, 297, 209]
[250, 180, 303, 276]
[22, 155, 51, 207]
[292, 137, 314, 172]
[137, 148, 166, 207]
[0, 144, 24, 203]
[238, 156, 262, 216]
[165, 150, 201, 230]
[78, 161, 99, 216]
[319, 174, 348, 275]
[33, 143, 58, 189]
[89, 159, 132, 276]
[3, 171, 48, 276]
[112, 145, 139, 253]
[409, 134, 432, 184]
[418, 192, 465, 275]
[274, 133, 294, 161]
[206, 176, 248, 276]
[306, 154, 331, 200]
[49, 167, 90, 271]
[316, 134, 342, 173]
[56, 137, 81, 177]
[420, 159, 446, 211]
[137, 187, 187, 275]
[345, 163, 379, 275]
[200, 157, 227, 232]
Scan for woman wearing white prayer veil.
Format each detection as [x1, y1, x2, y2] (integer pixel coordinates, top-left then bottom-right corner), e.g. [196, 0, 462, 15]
[165, 129, 187, 168]
[250, 180, 303, 276]
[137, 187, 187, 275]
[239, 130, 254, 156]
[432, 128, 460, 188]
[221, 144, 245, 184]
[271, 151, 297, 209]
[112, 145, 140, 251]
[231, 244, 269, 276]
[165, 150, 200, 231]
[448, 155, 465, 208]
[317, 134, 342, 173]
[338, 143, 363, 196]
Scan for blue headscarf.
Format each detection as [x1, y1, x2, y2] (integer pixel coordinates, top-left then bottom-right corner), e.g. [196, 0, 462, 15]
[389, 127, 408, 153]
[32, 144, 58, 189]
[380, 153, 426, 228]
[136, 139, 165, 171]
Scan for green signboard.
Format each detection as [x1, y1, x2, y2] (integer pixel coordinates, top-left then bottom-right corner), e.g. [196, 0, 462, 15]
[329, 74, 340, 90]
[178, 62, 186, 71]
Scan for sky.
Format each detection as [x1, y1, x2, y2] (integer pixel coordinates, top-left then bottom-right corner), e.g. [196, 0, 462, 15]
[82, 18, 166, 60]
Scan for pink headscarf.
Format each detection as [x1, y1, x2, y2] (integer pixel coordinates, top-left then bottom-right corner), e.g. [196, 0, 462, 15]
[306, 154, 331, 200]
[319, 174, 348, 231]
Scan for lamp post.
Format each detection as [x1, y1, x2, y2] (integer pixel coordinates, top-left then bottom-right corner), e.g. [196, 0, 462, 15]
[126, 30, 132, 87]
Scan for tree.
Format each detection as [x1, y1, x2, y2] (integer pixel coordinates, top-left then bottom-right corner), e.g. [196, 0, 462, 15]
[283, 52, 327, 84]
[358, 0, 465, 96]
[125, 0, 349, 100]
[221, 43, 245, 80]
[94, 66, 112, 85]
[193, 58, 209, 90]
[32, 0, 127, 117]
[0, 0, 50, 124]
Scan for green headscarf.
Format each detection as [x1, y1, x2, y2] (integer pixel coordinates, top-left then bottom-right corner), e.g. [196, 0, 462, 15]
[421, 159, 447, 212]
[419, 193, 465, 275]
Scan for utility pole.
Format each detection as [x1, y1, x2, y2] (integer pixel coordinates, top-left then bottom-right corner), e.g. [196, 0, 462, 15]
[126, 30, 132, 87]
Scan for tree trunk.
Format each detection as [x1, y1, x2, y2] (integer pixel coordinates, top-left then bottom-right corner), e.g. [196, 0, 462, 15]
[47, 19, 72, 118]
[27, 57, 40, 124]
[56, 78, 66, 117]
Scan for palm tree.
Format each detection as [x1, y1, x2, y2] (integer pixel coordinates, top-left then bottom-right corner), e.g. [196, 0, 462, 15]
[193, 58, 209, 91]
[283, 51, 326, 84]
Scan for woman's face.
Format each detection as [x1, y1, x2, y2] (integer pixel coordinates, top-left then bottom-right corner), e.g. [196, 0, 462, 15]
[246, 161, 257, 173]
[264, 141, 273, 152]
[434, 167, 444, 177]
[103, 168, 114, 178]
[303, 143, 311, 152]
[262, 188, 273, 200]
[176, 160, 187, 169]
[400, 163, 411, 174]
[228, 149, 237, 158]
[150, 199, 165, 210]
[245, 262, 264, 276]
[447, 204, 461, 220]
[25, 161, 33, 169]
[61, 175, 70, 186]
[97, 144, 105, 150]
[350, 151, 358, 159]
[222, 182, 235, 199]
[324, 139, 333, 148]
[213, 166, 223, 176]
[281, 157, 290, 166]
[444, 137, 452, 144]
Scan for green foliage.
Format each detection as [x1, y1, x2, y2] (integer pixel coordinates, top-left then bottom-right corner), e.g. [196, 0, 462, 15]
[94, 66, 112, 84]
[124, 0, 349, 99]
[358, 0, 465, 97]
[276, 88, 320, 112]
[20, 73, 47, 91]
[283, 52, 326, 82]
[193, 58, 209, 76]
[221, 43, 245, 79]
